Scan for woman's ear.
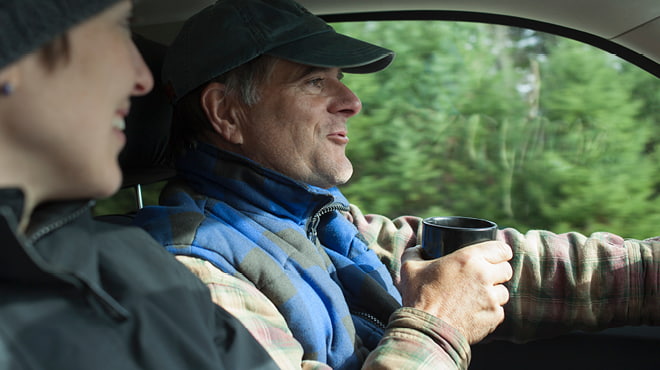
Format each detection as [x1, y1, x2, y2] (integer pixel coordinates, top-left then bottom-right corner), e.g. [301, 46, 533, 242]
[200, 82, 243, 144]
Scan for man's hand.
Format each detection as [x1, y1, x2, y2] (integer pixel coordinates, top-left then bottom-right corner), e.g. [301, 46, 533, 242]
[398, 241, 513, 344]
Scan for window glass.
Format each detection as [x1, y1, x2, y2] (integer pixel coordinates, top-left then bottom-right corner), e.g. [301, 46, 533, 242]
[95, 181, 165, 215]
[332, 21, 660, 238]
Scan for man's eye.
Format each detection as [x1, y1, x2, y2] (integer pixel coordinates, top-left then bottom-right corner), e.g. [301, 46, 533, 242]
[307, 78, 324, 88]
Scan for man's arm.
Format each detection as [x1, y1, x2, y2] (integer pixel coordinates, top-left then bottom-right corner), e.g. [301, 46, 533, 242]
[175, 255, 476, 369]
[364, 307, 471, 369]
[345, 204, 421, 285]
[349, 203, 514, 345]
[348, 203, 660, 342]
[495, 228, 660, 341]
[175, 256, 320, 370]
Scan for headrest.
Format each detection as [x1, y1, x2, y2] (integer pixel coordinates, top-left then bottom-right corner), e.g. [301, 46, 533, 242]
[118, 34, 175, 188]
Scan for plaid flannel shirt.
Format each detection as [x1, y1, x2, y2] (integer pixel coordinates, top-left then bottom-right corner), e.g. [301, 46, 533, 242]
[175, 203, 659, 369]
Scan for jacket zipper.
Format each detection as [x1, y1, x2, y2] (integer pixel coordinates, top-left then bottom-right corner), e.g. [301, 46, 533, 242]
[307, 203, 388, 331]
[307, 202, 349, 243]
[353, 311, 387, 330]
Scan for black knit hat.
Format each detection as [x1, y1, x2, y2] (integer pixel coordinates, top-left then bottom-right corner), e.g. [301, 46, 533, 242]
[162, 0, 395, 103]
[0, 0, 121, 70]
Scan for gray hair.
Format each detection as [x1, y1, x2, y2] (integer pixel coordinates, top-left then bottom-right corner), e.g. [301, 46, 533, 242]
[168, 54, 279, 159]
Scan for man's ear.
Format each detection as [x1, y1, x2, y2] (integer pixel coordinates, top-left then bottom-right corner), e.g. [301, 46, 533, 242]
[200, 82, 243, 144]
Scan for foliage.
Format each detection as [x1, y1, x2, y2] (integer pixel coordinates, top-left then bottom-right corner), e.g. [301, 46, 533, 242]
[333, 21, 660, 239]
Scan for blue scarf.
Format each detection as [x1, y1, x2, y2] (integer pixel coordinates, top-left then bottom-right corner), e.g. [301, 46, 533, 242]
[134, 144, 401, 369]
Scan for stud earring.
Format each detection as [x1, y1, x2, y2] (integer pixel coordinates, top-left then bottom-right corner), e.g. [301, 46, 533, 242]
[1, 82, 13, 96]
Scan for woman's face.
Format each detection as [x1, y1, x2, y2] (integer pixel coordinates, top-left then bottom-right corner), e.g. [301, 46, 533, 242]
[0, 0, 153, 204]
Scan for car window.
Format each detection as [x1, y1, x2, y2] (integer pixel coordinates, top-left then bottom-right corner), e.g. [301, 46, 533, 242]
[95, 181, 164, 215]
[331, 20, 660, 239]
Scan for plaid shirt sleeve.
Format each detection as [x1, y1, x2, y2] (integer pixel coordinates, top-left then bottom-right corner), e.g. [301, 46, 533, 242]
[364, 308, 471, 369]
[175, 256, 330, 370]
[175, 255, 471, 369]
[347, 204, 660, 344]
[495, 228, 660, 341]
[345, 204, 422, 287]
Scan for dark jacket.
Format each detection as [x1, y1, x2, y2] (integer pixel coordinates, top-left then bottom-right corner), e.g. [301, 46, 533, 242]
[0, 188, 277, 370]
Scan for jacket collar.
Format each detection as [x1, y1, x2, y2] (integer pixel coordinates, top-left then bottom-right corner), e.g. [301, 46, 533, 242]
[175, 143, 350, 222]
[0, 188, 95, 285]
[0, 188, 24, 227]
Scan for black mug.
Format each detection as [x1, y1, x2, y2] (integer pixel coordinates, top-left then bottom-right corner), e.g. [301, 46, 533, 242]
[421, 216, 498, 259]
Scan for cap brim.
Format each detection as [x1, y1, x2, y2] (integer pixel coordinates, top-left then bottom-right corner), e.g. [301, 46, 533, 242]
[266, 30, 395, 73]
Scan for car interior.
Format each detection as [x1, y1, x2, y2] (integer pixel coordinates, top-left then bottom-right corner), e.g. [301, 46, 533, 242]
[102, 0, 660, 368]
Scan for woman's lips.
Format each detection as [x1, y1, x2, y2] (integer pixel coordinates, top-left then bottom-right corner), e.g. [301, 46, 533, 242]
[112, 117, 126, 131]
[114, 106, 130, 131]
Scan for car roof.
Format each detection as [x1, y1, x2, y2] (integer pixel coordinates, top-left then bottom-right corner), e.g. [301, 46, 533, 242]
[132, 0, 660, 77]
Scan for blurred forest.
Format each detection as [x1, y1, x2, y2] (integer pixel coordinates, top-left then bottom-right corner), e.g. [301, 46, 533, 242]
[97, 21, 660, 239]
[334, 21, 660, 239]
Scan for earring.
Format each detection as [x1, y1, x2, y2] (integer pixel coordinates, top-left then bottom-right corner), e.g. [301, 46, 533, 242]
[1, 82, 13, 96]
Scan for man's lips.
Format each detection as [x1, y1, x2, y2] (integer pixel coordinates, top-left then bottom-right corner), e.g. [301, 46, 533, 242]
[327, 131, 349, 144]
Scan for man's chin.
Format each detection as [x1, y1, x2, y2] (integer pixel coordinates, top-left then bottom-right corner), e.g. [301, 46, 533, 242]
[318, 167, 353, 189]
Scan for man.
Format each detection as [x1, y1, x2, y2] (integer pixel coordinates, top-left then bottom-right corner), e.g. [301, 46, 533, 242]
[134, 0, 660, 369]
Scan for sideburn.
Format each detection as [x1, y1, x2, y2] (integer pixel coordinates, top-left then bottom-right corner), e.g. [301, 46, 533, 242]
[40, 35, 71, 71]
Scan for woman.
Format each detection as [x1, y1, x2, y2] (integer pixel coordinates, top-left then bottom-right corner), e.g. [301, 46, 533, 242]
[0, 1, 277, 369]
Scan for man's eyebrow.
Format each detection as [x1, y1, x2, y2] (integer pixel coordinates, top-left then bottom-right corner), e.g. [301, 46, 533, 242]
[296, 65, 331, 79]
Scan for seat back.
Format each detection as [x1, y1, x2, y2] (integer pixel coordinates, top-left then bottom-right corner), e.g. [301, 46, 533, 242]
[119, 34, 176, 208]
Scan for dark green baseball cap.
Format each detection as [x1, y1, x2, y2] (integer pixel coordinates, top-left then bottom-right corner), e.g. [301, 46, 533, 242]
[162, 0, 395, 103]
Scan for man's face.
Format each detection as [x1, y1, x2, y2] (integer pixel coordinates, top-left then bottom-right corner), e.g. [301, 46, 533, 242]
[234, 59, 362, 189]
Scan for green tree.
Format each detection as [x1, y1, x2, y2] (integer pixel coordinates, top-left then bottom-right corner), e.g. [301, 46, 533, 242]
[333, 21, 659, 239]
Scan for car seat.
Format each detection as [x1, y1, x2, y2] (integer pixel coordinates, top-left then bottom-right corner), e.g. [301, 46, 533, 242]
[120, 34, 175, 200]
[96, 34, 175, 224]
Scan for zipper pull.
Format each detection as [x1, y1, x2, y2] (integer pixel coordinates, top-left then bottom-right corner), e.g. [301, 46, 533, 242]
[308, 214, 321, 243]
